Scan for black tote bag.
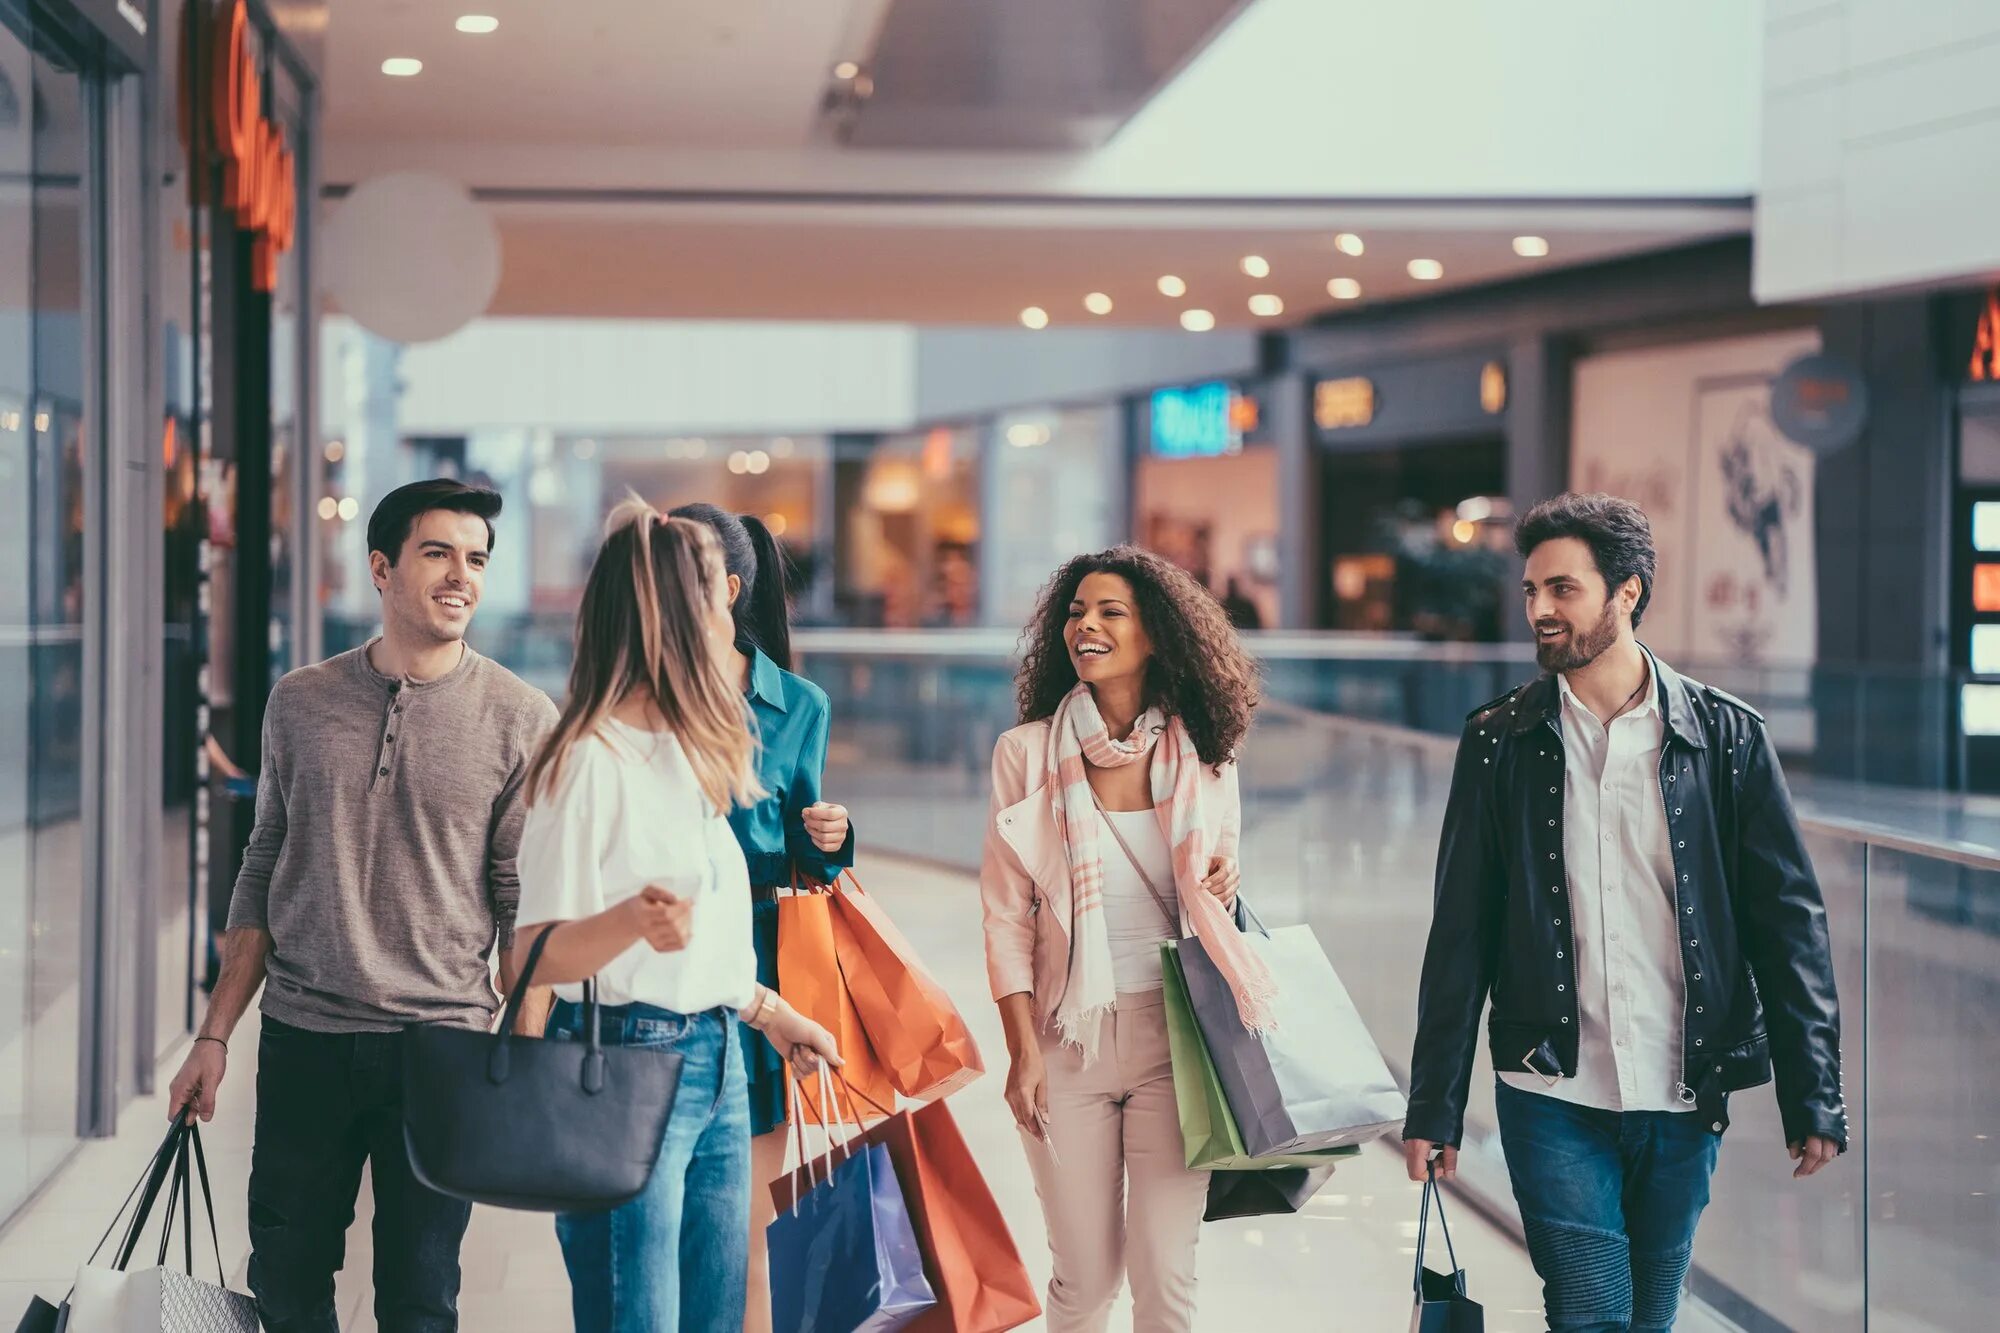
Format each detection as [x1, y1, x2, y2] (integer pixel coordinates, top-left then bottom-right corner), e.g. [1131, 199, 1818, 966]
[402, 927, 685, 1211]
[1411, 1159, 1484, 1333]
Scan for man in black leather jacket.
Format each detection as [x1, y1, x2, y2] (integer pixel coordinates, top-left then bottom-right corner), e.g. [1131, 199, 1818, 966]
[1402, 493, 1845, 1333]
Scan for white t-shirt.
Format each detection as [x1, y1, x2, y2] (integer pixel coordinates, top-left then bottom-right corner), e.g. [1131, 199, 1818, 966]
[516, 718, 758, 1014]
[1099, 808, 1179, 994]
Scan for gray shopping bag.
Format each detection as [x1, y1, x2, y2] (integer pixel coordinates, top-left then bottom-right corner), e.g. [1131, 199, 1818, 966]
[1177, 911, 1407, 1158]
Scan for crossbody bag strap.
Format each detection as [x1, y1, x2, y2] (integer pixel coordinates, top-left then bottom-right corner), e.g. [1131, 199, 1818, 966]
[1090, 791, 1181, 932]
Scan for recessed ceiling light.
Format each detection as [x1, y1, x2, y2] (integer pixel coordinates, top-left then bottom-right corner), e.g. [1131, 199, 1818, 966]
[1157, 275, 1187, 298]
[833, 61, 860, 80]
[1328, 277, 1362, 300]
[455, 15, 498, 34]
[1084, 292, 1114, 316]
[316, 497, 338, 521]
[1513, 235, 1550, 258]
[1020, 306, 1050, 330]
[1334, 233, 1365, 257]
[337, 497, 361, 521]
[1408, 259, 1444, 281]
[381, 57, 424, 77]
[1240, 255, 1270, 279]
[1248, 294, 1284, 317]
[1180, 309, 1216, 333]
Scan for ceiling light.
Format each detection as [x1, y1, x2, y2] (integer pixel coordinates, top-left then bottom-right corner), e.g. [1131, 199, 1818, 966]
[1327, 277, 1362, 300]
[771, 437, 795, 457]
[323, 439, 345, 463]
[1240, 256, 1270, 279]
[34, 412, 50, 432]
[1180, 309, 1216, 333]
[1334, 233, 1365, 257]
[728, 451, 749, 475]
[1084, 292, 1113, 316]
[382, 57, 423, 77]
[1248, 294, 1284, 317]
[765, 513, 789, 537]
[746, 450, 771, 475]
[1513, 235, 1550, 258]
[573, 438, 597, 460]
[686, 438, 708, 459]
[317, 497, 338, 521]
[1157, 275, 1187, 298]
[1020, 306, 1050, 330]
[455, 15, 498, 34]
[833, 61, 860, 80]
[337, 497, 361, 522]
[1408, 259, 1444, 281]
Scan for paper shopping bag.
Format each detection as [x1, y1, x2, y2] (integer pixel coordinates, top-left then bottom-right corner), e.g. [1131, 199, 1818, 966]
[777, 888, 896, 1123]
[828, 872, 984, 1102]
[768, 1140, 936, 1333]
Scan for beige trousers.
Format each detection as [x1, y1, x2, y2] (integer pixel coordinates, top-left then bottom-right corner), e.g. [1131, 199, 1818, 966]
[1023, 990, 1208, 1333]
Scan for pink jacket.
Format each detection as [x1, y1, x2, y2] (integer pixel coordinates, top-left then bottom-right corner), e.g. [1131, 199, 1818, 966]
[977, 719, 1242, 1019]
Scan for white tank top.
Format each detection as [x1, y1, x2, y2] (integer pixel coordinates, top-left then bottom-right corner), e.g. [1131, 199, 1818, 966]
[1097, 808, 1178, 994]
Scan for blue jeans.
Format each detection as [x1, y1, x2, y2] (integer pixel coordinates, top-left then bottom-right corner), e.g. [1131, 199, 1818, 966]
[549, 1001, 751, 1333]
[1495, 1080, 1721, 1333]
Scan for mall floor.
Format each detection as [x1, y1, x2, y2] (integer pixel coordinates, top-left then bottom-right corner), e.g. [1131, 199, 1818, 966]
[0, 855, 1563, 1332]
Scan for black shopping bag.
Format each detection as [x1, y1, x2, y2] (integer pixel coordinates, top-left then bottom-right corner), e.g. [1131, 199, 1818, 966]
[1202, 1163, 1336, 1221]
[1411, 1159, 1483, 1332]
[11, 1296, 61, 1333]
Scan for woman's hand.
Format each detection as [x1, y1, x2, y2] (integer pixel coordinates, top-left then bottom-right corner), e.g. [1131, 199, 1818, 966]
[761, 1001, 844, 1077]
[1004, 1044, 1050, 1139]
[1200, 856, 1241, 909]
[803, 802, 850, 854]
[618, 885, 693, 953]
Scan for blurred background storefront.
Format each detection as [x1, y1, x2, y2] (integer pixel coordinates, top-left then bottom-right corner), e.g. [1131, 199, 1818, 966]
[0, 0, 320, 1215]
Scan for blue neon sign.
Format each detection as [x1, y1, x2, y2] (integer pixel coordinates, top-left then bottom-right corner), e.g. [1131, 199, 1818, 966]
[1150, 382, 1240, 459]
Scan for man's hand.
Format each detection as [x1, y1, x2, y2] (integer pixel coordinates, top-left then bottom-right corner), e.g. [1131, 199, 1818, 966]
[1790, 1136, 1839, 1179]
[802, 802, 850, 855]
[168, 1040, 228, 1124]
[1403, 1137, 1457, 1183]
[1200, 856, 1240, 908]
[620, 886, 693, 953]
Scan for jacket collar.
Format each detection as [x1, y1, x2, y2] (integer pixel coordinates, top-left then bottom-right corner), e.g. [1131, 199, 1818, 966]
[745, 645, 790, 714]
[1507, 644, 1707, 750]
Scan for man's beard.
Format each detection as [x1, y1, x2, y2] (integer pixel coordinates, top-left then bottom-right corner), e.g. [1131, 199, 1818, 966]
[1535, 600, 1621, 673]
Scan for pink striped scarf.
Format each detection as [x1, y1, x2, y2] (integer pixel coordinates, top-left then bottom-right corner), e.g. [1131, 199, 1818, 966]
[1046, 683, 1277, 1060]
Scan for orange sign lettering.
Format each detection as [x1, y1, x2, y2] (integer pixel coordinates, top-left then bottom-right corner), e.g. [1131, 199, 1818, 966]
[1973, 289, 2000, 382]
[178, 0, 295, 293]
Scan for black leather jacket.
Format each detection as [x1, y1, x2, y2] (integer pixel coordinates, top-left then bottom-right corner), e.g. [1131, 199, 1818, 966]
[1404, 652, 1847, 1152]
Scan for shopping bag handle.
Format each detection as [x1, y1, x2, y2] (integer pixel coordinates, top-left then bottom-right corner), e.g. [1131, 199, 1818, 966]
[103, 1118, 189, 1273]
[1413, 1156, 1467, 1297]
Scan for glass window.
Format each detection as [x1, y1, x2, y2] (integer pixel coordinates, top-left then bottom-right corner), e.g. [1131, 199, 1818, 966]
[1975, 499, 2000, 553]
[0, 17, 88, 1214]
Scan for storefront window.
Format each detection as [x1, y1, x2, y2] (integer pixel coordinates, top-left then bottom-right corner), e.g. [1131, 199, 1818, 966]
[835, 427, 980, 628]
[0, 15, 88, 1215]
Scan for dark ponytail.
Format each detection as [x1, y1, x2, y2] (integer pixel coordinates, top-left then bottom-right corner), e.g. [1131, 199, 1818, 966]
[668, 502, 794, 671]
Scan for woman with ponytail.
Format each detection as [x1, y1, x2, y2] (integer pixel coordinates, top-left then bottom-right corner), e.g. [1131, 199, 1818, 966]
[669, 502, 853, 1332]
[513, 502, 842, 1331]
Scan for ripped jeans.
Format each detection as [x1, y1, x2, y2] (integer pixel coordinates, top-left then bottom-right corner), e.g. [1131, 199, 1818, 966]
[1494, 1079, 1721, 1333]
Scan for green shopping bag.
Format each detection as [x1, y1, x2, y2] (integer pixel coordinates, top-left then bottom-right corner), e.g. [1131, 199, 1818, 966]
[1160, 941, 1361, 1172]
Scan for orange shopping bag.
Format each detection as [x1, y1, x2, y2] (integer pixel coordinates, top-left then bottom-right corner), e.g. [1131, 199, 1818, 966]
[775, 1089, 1041, 1333]
[775, 886, 895, 1124]
[827, 871, 984, 1101]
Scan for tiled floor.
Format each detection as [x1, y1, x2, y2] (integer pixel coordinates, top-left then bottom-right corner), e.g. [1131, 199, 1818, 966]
[0, 854, 1559, 1332]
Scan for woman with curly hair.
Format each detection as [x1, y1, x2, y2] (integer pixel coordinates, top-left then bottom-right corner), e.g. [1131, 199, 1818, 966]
[979, 546, 1269, 1332]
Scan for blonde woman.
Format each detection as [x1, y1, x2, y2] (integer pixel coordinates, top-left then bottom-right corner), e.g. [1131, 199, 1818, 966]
[513, 504, 841, 1333]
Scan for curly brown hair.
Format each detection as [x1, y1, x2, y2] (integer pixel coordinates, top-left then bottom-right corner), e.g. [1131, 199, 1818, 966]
[1015, 547, 1260, 769]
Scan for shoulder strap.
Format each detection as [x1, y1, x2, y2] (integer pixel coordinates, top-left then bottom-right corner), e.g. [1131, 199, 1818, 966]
[1090, 791, 1180, 931]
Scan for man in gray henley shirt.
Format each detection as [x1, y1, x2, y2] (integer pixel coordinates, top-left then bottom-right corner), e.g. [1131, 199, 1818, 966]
[168, 479, 558, 1333]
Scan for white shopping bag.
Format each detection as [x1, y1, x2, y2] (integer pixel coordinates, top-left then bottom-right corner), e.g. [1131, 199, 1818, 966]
[65, 1265, 257, 1333]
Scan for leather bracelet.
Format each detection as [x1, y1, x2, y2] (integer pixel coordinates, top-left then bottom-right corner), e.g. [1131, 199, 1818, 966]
[744, 988, 774, 1030]
[194, 1036, 227, 1053]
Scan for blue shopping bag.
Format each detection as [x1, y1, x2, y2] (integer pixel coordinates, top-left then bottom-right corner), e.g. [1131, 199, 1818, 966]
[768, 1137, 936, 1333]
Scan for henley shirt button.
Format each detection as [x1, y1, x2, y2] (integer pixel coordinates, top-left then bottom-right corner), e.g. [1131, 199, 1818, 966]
[385, 734, 395, 743]
[378, 768, 389, 777]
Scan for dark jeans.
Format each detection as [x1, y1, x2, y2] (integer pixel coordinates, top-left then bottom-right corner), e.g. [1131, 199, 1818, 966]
[1495, 1079, 1721, 1333]
[247, 1016, 474, 1333]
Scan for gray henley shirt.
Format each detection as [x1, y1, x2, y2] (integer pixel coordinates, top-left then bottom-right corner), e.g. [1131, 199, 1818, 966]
[228, 642, 559, 1032]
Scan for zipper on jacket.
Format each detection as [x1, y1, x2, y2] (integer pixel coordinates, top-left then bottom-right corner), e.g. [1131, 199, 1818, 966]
[1659, 741, 1698, 1108]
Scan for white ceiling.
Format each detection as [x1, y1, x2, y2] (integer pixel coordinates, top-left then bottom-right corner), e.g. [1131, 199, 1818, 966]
[321, 0, 1758, 328]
